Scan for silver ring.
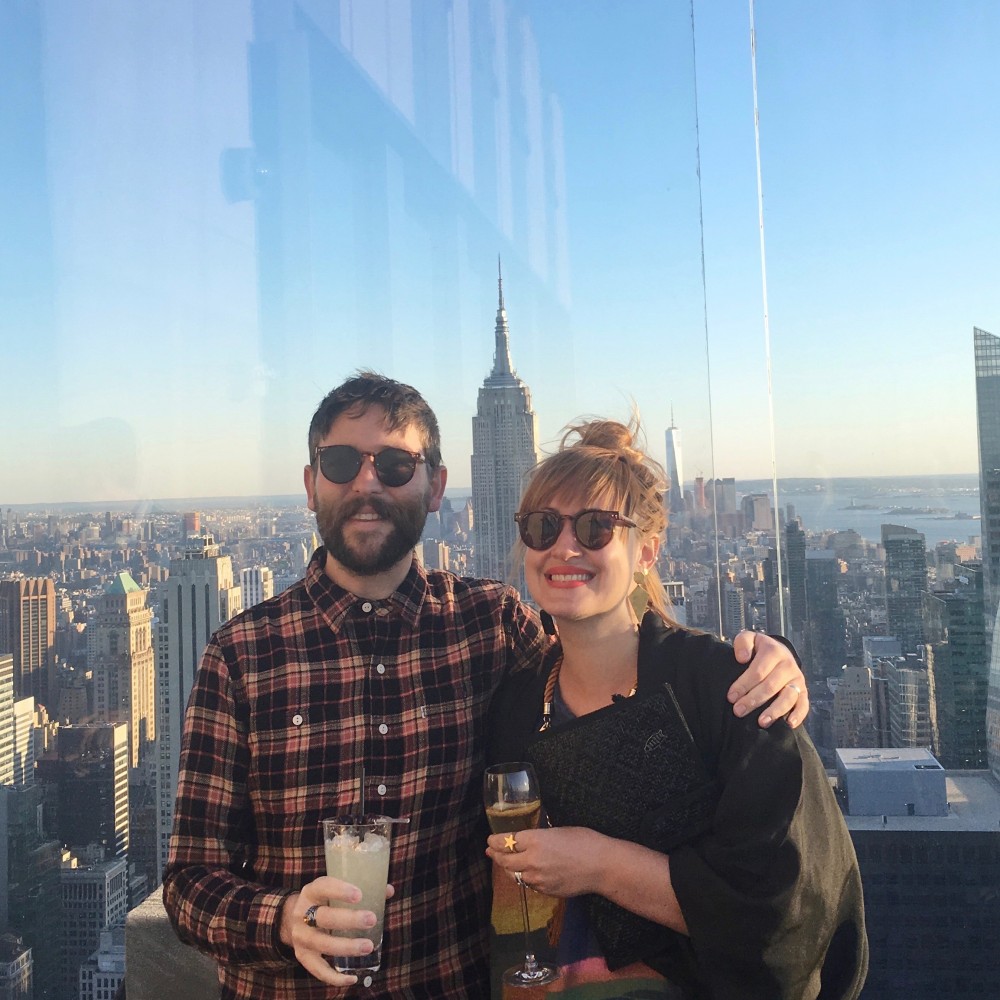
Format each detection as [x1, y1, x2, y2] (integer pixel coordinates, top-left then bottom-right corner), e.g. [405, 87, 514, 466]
[787, 683, 801, 694]
[303, 904, 320, 928]
[514, 871, 526, 888]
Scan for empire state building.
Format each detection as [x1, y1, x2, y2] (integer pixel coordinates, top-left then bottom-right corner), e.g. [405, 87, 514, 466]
[471, 263, 539, 584]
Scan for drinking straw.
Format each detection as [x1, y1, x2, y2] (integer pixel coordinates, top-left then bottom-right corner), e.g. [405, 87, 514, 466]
[359, 766, 366, 841]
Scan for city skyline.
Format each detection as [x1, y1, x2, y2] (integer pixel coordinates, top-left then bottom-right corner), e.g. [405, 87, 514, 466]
[2, 404, 998, 994]
[2, 1, 997, 505]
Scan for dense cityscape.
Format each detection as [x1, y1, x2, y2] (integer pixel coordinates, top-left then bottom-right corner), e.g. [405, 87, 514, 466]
[1, 283, 999, 998]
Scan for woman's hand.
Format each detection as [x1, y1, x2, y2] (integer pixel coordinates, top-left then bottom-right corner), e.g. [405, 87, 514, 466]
[486, 826, 608, 898]
[486, 827, 687, 933]
[730, 631, 809, 729]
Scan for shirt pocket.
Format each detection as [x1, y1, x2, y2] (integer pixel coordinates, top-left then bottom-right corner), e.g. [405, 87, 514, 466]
[247, 710, 359, 816]
[413, 677, 490, 780]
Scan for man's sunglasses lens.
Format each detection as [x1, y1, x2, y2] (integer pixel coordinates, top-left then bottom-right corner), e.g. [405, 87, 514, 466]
[519, 511, 617, 551]
[318, 446, 419, 487]
[373, 449, 420, 487]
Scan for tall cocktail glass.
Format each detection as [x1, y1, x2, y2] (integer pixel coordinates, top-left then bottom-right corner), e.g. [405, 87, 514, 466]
[322, 815, 394, 974]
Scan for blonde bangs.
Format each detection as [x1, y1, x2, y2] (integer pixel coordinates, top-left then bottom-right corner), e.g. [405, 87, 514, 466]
[519, 447, 632, 517]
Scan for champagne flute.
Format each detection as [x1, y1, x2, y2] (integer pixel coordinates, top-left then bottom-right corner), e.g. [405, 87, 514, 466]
[484, 762, 559, 988]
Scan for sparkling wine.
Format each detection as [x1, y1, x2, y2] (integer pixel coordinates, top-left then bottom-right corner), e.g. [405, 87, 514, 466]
[486, 799, 542, 834]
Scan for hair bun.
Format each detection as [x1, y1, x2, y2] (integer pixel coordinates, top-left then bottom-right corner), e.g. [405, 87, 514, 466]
[572, 419, 642, 462]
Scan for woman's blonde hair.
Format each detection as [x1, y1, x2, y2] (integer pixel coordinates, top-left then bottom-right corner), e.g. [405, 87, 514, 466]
[517, 414, 678, 625]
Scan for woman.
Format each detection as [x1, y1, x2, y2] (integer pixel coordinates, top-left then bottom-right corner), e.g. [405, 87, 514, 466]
[486, 418, 867, 999]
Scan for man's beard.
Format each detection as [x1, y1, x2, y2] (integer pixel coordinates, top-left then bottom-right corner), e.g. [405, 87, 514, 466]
[315, 492, 429, 576]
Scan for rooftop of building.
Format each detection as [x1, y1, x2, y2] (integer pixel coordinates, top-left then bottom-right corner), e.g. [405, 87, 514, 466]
[106, 571, 142, 595]
[0, 933, 28, 962]
[838, 767, 1000, 832]
[838, 747, 941, 772]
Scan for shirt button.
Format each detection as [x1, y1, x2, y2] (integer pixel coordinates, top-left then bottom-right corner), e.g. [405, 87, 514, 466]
[362, 976, 373, 988]
[361, 601, 373, 613]
[378, 723, 389, 735]
[375, 663, 386, 674]
[377, 784, 387, 796]
[292, 714, 303, 726]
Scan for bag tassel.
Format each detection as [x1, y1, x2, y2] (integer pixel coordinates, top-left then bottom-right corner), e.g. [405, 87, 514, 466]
[547, 898, 566, 948]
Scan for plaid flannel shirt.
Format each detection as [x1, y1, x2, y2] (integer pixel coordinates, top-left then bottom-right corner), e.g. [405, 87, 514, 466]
[162, 548, 549, 999]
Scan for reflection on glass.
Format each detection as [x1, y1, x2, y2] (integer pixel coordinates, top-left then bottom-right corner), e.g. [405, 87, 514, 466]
[2, 2, 1000, 997]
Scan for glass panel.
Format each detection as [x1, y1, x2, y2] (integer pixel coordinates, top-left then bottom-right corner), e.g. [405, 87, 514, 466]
[3, 2, 1000, 998]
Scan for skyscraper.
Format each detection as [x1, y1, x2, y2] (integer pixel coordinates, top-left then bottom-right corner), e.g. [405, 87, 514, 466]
[785, 520, 808, 637]
[664, 411, 684, 514]
[805, 550, 847, 681]
[154, 535, 238, 878]
[11, 697, 33, 787]
[59, 856, 127, 1000]
[832, 665, 877, 748]
[840, 750, 1000, 997]
[89, 572, 155, 769]
[974, 327, 1000, 781]
[37, 723, 130, 860]
[974, 328, 1000, 615]
[0, 783, 61, 1000]
[0, 578, 56, 710]
[882, 524, 927, 654]
[0, 654, 61, 999]
[721, 582, 745, 639]
[0, 933, 31, 1000]
[885, 656, 934, 750]
[78, 926, 125, 1000]
[240, 565, 274, 611]
[741, 494, 774, 532]
[0, 653, 13, 786]
[471, 263, 538, 585]
[924, 564, 989, 768]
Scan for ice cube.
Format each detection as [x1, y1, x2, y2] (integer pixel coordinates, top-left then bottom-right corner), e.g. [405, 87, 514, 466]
[354, 833, 388, 852]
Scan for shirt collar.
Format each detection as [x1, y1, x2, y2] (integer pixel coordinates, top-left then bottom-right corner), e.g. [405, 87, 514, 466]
[304, 546, 429, 631]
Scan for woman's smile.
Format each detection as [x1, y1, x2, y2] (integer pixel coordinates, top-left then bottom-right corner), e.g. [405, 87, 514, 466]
[544, 565, 595, 587]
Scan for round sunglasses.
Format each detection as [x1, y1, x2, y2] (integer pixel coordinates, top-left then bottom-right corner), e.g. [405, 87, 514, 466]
[314, 444, 426, 488]
[514, 508, 637, 551]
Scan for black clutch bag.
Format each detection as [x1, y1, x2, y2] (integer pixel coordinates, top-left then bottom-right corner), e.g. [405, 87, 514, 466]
[523, 682, 719, 970]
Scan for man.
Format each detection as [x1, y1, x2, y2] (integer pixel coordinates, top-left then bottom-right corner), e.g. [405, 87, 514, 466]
[163, 372, 809, 999]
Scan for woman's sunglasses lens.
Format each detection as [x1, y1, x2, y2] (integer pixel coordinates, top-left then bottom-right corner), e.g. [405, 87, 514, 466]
[539, 513, 561, 549]
[519, 511, 619, 550]
[519, 512, 553, 550]
[577, 511, 614, 549]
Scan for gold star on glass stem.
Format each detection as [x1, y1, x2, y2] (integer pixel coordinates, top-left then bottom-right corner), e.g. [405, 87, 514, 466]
[504, 834, 517, 852]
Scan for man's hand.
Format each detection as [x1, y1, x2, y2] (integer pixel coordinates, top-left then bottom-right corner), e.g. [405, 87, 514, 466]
[279, 876, 395, 987]
[729, 631, 809, 729]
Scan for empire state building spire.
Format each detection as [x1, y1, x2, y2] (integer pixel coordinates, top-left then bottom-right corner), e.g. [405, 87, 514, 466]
[489, 256, 516, 383]
[472, 261, 539, 584]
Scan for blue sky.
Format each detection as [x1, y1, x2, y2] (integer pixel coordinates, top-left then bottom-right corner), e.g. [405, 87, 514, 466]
[1, 0, 997, 504]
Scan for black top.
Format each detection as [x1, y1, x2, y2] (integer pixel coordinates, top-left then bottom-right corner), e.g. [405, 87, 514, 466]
[487, 614, 868, 1000]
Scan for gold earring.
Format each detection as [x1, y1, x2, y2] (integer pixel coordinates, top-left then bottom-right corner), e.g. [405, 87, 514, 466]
[629, 570, 649, 620]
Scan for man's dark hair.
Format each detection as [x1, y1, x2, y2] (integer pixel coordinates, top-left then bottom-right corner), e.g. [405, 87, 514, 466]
[308, 371, 443, 469]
